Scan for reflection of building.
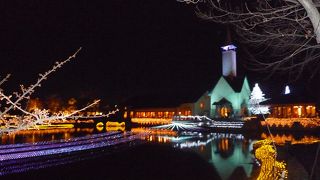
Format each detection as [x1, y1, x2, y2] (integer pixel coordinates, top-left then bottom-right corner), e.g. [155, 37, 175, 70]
[210, 136, 254, 180]
[216, 138, 234, 158]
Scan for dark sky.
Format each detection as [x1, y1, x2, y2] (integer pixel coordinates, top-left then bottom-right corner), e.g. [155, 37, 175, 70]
[0, 0, 319, 104]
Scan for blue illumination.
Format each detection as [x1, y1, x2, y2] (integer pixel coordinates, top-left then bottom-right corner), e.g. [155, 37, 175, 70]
[221, 44, 237, 51]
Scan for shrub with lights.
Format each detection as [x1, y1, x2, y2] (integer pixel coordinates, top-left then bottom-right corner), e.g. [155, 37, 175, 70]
[254, 139, 288, 180]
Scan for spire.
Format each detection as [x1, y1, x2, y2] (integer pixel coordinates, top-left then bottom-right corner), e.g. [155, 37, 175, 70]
[221, 26, 237, 78]
[225, 26, 232, 46]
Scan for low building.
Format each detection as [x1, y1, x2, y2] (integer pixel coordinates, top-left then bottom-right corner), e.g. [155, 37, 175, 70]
[266, 89, 318, 118]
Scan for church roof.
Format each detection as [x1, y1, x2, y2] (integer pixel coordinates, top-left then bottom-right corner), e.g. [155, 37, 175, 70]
[213, 98, 231, 105]
[223, 76, 245, 92]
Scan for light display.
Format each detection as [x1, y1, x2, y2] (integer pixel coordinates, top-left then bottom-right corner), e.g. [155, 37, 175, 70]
[249, 83, 270, 115]
[0, 131, 146, 176]
[131, 118, 172, 125]
[284, 85, 290, 95]
[210, 121, 244, 129]
[0, 131, 146, 162]
[131, 127, 177, 136]
[173, 115, 213, 121]
[153, 122, 202, 131]
[254, 139, 288, 180]
[262, 118, 320, 128]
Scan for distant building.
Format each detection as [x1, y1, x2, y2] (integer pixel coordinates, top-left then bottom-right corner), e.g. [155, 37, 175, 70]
[265, 89, 317, 118]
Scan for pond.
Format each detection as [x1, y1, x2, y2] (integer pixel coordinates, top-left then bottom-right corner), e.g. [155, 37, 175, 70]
[0, 127, 319, 180]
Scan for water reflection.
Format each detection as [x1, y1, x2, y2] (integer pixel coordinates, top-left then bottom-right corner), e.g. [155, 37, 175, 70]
[261, 132, 320, 145]
[1, 128, 94, 145]
[210, 135, 254, 180]
[138, 130, 255, 180]
[1, 127, 319, 180]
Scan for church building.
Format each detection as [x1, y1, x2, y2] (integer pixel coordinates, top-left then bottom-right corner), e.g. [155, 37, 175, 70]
[195, 43, 251, 118]
[129, 41, 251, 123]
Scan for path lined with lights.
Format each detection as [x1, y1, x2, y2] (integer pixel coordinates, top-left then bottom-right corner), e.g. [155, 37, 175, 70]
[0, 131, 146, 176]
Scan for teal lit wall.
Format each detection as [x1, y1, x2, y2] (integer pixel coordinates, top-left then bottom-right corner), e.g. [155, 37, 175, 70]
[208, 76, 251, 118]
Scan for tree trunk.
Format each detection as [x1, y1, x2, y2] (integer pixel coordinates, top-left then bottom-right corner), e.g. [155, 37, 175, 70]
[298, 0, 320, 43]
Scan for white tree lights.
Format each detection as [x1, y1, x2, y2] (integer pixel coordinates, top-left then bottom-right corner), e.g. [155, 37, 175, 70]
[248, 83, 270, 115]
[0, 48, 110, 134]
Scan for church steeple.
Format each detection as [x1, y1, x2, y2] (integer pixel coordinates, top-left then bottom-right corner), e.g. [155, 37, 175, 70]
[221, 27, 237, 78]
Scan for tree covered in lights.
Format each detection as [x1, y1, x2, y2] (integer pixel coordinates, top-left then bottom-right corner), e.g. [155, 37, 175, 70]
[0, 48, 115, 134]
[248, 83, 270, 115]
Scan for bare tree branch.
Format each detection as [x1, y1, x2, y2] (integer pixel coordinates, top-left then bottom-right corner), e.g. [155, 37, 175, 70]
[0, 47, 112, 134]
[178, 0, 320, 76]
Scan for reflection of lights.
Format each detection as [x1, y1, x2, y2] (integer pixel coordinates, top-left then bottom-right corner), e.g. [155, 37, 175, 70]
[28, 124, 74, 130]
[106, 126, 125, 132]
[1, 128, 95, 145]
[261, 133, 320, 145]
[106, 121, 125, 127]
[174, 138, 214, 149]
[96, 122, 104, 127]
[96, 126, 103, 132]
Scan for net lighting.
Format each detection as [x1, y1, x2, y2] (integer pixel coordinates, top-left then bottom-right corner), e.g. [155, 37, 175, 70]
[254, 140, 288, 180]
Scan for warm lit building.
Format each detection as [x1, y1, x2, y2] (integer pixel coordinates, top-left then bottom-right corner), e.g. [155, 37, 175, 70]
[265, 89, 318, 118]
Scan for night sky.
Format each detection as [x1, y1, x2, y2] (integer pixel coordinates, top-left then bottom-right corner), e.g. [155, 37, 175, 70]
[1, 0, 319, 104]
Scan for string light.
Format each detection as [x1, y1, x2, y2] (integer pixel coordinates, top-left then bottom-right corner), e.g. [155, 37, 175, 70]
[254, 139, 288, 180]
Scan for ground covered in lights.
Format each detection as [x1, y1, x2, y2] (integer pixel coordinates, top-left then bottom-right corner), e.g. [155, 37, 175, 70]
[3, 143, 223, 180]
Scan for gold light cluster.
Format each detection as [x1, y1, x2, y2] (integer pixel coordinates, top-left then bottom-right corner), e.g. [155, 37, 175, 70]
[262, 118, 320, 128]
[254, 139, 288, 180]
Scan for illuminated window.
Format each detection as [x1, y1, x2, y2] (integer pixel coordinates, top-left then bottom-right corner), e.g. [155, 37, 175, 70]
[130, 111, 134, 118]
[306, 105, 316, 117]
[293, 106, 302, 117]
[123, 111, 128, 119]
[200, 102, 204, 109]
[220, 107, 230, 118]
[286, 107, 291, 117]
